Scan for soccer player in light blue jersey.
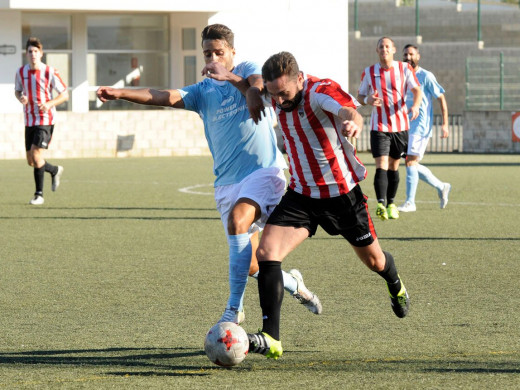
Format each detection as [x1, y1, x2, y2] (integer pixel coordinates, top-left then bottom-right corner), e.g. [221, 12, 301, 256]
[398, 44, 451, 212]
[97, 24, 321, 324]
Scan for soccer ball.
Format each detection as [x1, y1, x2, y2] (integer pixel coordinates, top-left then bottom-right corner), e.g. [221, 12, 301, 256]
[204, 322, 249, 367]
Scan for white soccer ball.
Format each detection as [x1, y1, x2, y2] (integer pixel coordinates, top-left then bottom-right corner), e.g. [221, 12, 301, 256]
[204, 322, 249, 367]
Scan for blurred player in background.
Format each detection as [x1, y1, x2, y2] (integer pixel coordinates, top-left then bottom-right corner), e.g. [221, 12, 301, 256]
[398, 44, 451, 212]
[97, 24, 321, 325]
[246, 51, 410, 360]
[357, 37, 421, 221]
[15, 37, 68, 205]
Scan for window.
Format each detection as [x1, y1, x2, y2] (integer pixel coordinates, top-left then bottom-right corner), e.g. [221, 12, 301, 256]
[87, 15, 169, 110]
[22, 13, 72, 111]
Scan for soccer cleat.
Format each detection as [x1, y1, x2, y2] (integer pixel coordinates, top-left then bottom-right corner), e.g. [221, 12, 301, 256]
[289, 269, 322, 315]
[397, 201, 416, 213]
[388, 278, 410, 318]
[52, 166, 64, 192]
[218, 307, 245, 324]
[387, 203, 399, 219]
[376, 202, 388, 221]
[439, 183, 451, 209]
[29, 195, 44, 205]
[247, 332, 283, 360]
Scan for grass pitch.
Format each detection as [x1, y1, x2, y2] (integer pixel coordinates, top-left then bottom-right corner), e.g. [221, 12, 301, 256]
[0, 153, 519, 389]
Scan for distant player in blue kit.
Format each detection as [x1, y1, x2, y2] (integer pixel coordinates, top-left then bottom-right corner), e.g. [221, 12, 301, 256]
[398, 44, 451, 212]
[97, 24, 321, 324]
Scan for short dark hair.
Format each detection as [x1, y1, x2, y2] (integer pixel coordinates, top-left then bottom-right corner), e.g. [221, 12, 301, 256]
[376, 36, 395, 48]
[201, 24, 234, 48]
[26, 37, 43, 51]
[403, 43, 419, 53]
[262, 51, 300, 82]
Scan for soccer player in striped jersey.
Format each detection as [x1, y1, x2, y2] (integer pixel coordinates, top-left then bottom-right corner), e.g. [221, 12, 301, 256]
[15, 37, 68, 205]
[97, 24, 322, 326]
[357, 37, 422, 221]
[246, 52, 410, 360]
[398, 44, 451, 212]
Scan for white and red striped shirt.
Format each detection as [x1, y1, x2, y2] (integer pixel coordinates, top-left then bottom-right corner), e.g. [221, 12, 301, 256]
[15, 63, 67, 126]
[358, 61, 419, 133]
[271, 74, 367, 199]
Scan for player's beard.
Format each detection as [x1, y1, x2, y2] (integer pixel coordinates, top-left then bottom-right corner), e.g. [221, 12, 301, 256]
[405, 59, 417, 69]
[277, 90, 303, 112]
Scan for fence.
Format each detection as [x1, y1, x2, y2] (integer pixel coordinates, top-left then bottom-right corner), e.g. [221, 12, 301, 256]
[355, 114, 463, 153]
[466, 54, 520, 111]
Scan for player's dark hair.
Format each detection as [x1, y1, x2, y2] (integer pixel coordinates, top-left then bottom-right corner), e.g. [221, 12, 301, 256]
[403, 43, 419, 53]
[262, 51, 300, 82]
[377, 36, 395, 48]
[26, 37, 43, 51]
[201, 24, 234, 48]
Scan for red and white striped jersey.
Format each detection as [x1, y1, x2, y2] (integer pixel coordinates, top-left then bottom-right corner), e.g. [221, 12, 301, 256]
[271, 74, 367, 199]
[15, 63, 67, 126]
[358, 61, 419, 133]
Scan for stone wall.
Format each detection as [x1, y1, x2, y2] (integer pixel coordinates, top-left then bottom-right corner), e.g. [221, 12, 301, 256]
[463, 111, 520, 153]
[0, 110, 210, 160]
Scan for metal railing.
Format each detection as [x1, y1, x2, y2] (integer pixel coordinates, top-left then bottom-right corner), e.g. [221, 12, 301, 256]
[356, 114, 463, 153]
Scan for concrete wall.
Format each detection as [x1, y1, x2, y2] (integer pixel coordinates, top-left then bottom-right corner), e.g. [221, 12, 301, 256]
[0, 110, 210, 160]
[463, 111, 520, 154]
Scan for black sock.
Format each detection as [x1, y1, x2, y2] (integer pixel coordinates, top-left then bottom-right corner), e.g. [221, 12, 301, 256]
[34, 166, 45, 195]
[44, 161, 58, 176]
[258, 261, 283, 341]
[377, 251, 401, 296]
[386, 169, 400, 205]
[374, 168, 388, 204]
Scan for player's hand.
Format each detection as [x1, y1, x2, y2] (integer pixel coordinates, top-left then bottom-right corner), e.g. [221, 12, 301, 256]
[38, 102, 53, 112]
[341, 120, 361, 139]
[96, 86, 120, 102]
[440, 124, 449, 138]
[19, 95, 28, 105]
[410, 104, 420, 120]
[246, 87, 265, 124]
[202, 62, 231, 82]
[367, 90, 382, 107]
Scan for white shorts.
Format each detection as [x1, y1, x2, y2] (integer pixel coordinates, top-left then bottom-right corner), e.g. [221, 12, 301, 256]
[215, 167, 287, 238]
[406, 133, 430, 160]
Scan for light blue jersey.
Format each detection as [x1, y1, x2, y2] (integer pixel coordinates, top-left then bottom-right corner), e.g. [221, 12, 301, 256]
[178, 61, 286, 187]
[406, 67, 445, 137]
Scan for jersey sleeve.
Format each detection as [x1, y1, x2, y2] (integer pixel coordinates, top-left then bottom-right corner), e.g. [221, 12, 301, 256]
[14, 68, 23, 92]
[424, 72, 445, 99]
[357, 69, 370, 96]
[314, 79, 358, 115]
[178, 83, 202, 113]
[50, 67, 67, 93]
[237, 61, 261, 80]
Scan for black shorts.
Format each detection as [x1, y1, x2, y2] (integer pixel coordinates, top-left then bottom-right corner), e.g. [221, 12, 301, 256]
[25, 125, 54, 151]
[370, 130, 408, 160]
[266, 185, 377, 247]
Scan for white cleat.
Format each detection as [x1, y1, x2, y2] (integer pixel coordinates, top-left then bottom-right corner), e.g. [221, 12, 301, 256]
[289, 269, 322, 315]
[218, 307, 245, 324]
[29, 195, 44, 205]
[52, 166, 64, 192]
[397, 201, 416, 212]
[439, 183, 451, 209]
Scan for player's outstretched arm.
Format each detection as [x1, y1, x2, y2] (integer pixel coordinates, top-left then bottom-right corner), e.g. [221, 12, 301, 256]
[96, 87, 185, 109]
[245, 74, 266, 124]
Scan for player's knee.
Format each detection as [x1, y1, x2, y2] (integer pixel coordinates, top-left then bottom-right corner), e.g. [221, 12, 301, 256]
[362, 253, 386, 272]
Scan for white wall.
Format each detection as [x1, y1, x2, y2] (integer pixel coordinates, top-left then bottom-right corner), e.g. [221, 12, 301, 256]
[0, 10, 22, 113]
[211, 0, 350, 91]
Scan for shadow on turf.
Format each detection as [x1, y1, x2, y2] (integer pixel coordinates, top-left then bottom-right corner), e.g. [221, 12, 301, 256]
[0, 347, 215, 377]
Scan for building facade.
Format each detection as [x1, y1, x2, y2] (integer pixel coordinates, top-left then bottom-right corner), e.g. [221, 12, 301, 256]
[0, 0, 350, 158]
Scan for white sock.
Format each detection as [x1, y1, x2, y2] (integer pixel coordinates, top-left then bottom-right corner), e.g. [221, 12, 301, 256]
[250, 269, 298, 294]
